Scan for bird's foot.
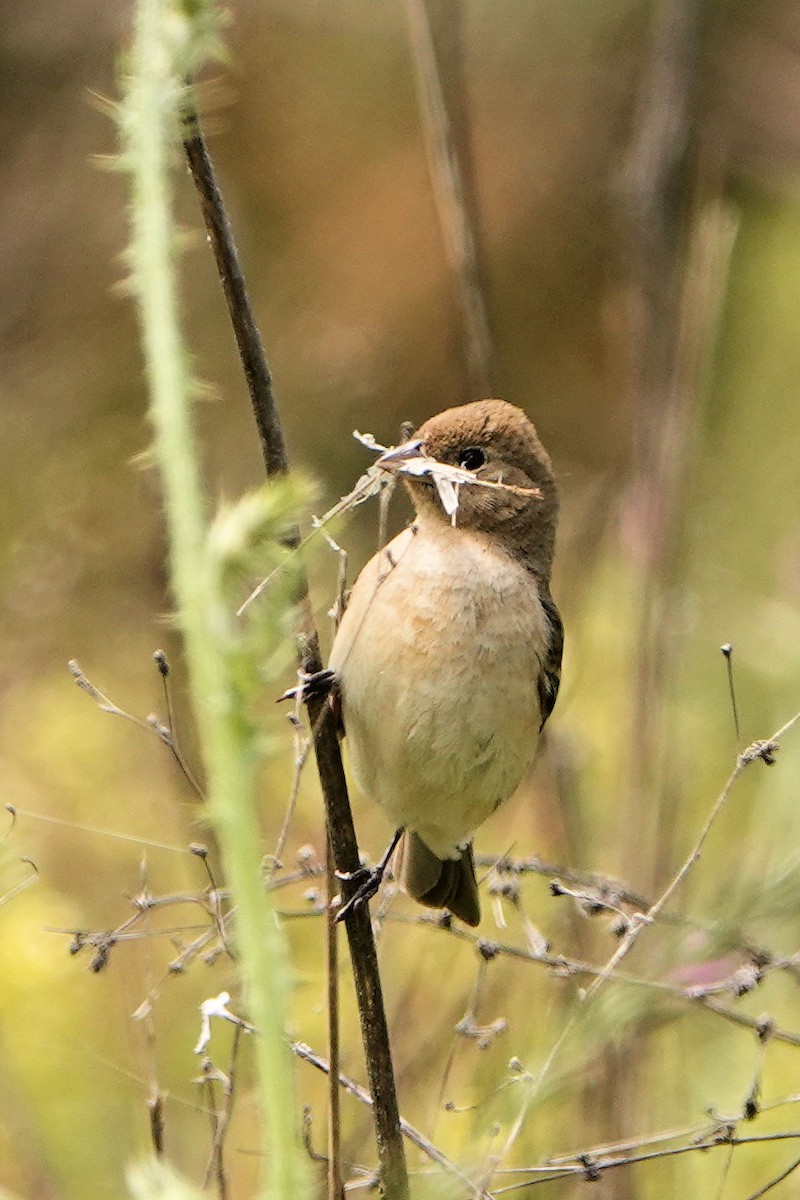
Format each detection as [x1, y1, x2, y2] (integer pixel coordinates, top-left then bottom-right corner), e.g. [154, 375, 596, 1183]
[334, 865, 384, 923]
[334, 829, 404, 923]
[276, 668, 336, 705]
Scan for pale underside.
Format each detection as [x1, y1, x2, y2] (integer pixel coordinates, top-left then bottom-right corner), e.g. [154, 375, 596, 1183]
[329, 519, 548, 859]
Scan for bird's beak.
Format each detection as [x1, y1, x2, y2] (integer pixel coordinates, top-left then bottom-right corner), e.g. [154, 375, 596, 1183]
[376, 438, 426, 475]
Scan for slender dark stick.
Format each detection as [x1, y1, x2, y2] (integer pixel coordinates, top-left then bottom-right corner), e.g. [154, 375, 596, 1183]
[181, 100, 409, 1198]
[182, 107, 289, 481]
[303, 685, 408, 1197]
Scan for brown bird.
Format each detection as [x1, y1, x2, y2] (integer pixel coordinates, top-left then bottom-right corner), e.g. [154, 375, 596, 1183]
[328, 399, 562, 926]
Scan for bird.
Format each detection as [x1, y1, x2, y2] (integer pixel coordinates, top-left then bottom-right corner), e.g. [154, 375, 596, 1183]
[327, 398, 562, 927]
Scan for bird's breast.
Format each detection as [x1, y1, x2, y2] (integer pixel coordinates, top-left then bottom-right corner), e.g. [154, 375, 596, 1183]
[329, 524, 549, 857]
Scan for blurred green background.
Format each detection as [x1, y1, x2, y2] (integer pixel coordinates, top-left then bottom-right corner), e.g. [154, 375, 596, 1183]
[3, 0, 800, 1196]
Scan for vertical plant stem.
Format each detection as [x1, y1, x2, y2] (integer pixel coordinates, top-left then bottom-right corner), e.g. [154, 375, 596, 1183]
[404, 0, 493, 399]
[123, 3, 307, 1196]
[183, 108, 289, 480]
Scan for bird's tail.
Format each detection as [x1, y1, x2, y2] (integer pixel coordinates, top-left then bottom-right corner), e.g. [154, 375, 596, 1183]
[393, 832, 481, 927]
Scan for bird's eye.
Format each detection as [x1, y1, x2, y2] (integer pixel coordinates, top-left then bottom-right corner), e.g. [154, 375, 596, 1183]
[458, 446, 486, 471]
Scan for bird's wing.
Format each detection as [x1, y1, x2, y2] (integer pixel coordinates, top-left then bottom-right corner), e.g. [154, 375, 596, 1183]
[327, 526, 418, 741]
[537, 591, 563, 730]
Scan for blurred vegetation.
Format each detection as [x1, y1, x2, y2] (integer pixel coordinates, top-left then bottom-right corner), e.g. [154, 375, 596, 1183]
[3, 0, 800, 1197]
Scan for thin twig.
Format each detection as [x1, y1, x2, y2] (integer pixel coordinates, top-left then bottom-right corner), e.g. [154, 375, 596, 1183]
[474, 852, 653, 910]
[479, 850, 800, 980]
[542, 1115, 734, 1167]
[491, 1132, 800, 1194]
[152, 649, 205, 796]
[388, 911, 800, 1049]
[586, 715, 800, 999]
[292, 1042, 493, 1200]
[138, 854, 167, 1163]
[200, 1058, 227, 1198]
[272, 706, 312, 866]
[69, 658, 204, 797]
[721, 642, 741, 746]
[192, 845, 234, 960]
[476, 713, 800, 1187]
[182, 103, 289, 480]
[745, 1153, 800, 1199]
[0, 858, 38, 908]
[8, 804, 191, 853]
[68, 659, 152, 731]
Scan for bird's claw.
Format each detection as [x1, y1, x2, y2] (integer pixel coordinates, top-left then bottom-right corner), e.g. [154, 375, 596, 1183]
[334, 866, 382, 923]
[277, 668, 337, 705]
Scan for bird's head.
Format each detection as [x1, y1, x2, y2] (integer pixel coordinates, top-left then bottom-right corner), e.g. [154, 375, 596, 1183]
[378, 399, 558, 577]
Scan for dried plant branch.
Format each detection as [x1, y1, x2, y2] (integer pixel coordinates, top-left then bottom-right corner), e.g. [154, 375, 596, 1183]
[69, 658, 204, 798]
[586, 718, 800, 999]
[744, 1152, 800, 1199]
[271, 705, 312, 867]
[491, 1130, 800, 1194]
[199, 1023, 242, 1200]
[480, 850, 800, 982]
[0, 857, 38, 908]
[292, 1041, 493, 1200]
[391, 911, 800, 1050]
[475, 852, 653, 910]
[152, 649, 205, 797]
[519, 1091, 800, 1195]
[236, 466, 382, 617]
[541, 1114, 736, 1168]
